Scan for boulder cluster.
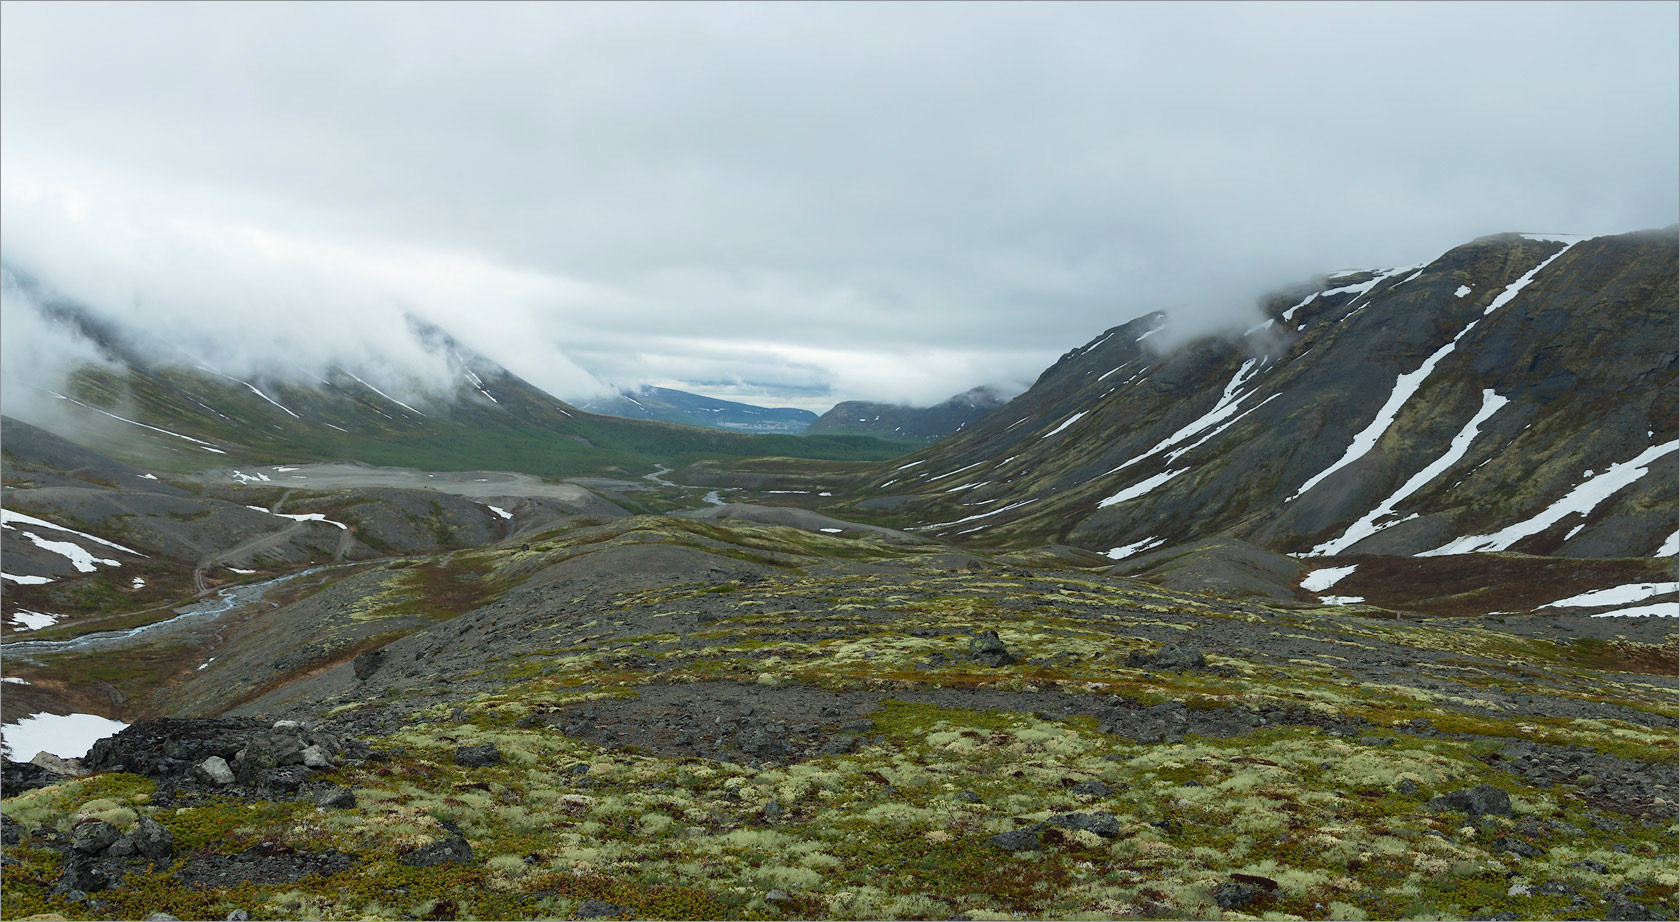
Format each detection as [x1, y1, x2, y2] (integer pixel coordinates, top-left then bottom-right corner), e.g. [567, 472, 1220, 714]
[4, 717, 371, 909]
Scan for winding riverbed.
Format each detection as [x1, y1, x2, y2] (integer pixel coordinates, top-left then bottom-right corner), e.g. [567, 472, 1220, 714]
[4, 564, 351, 659]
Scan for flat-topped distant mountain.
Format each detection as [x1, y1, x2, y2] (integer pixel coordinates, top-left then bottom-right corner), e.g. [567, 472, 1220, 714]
[575, 385, 818, 433]
[805, 386, 1009, 442]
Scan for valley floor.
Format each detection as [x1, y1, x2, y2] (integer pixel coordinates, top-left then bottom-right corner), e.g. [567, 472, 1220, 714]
[3, 503, 1676, 921]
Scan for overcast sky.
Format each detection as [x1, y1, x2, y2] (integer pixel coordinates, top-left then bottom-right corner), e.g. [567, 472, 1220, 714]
[3, 2, 1676, 413]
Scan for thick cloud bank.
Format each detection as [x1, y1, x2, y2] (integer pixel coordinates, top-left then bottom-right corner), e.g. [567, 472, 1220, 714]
[3, 3, 1675, 413]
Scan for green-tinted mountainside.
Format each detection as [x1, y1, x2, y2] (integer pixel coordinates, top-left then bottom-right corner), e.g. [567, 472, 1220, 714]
[2, 278, 910, 479]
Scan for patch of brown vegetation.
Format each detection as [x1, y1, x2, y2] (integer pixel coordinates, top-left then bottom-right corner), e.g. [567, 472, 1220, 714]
[1320, 552, 1675, 617]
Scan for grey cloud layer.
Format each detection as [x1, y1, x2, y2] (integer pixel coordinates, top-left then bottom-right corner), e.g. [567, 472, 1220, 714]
[2, 2, 1675, 411]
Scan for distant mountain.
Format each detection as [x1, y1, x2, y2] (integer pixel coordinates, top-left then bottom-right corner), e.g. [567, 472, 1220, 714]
[0, 269, 911, 477]
[575, 385, 818, 433]
[829, 228, 1678, 561]
[806, 386, 1008, 442]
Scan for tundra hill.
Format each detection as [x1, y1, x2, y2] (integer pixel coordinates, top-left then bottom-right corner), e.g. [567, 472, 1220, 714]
[811, 229, 1677, 563]
[576, 385, 821, 434]
[805, 386, 1010, 442]
[3, 496, 1675, 921]
[1, 269, 909, 479]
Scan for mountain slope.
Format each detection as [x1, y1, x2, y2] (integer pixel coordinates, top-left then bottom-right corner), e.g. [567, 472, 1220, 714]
[829, 229, 1678, 561]
[806, 386, 1009, 442]
[575, 385, 818, 433]
[2, 274, 911, 478]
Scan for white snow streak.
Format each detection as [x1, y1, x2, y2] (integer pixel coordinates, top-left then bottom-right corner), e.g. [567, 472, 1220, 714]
[1590, 602, 1679, 618]
[1655, 531, 1679, 557]
[1420, 440, 1679, 556]
[19, 532, 119, 573]
[1042, 412, 1087, 439]
[912, 499, 1035, 531]
[1540, 582, 1678, 610]
[1, 510, 144, 555]
[1318, 595, 1366, 605]
[1483, 240, 1581, 315]
[344, 372, 428, 415]
[1109, 359, 1263, 475]
[1281, 292, 1317, 322]
[40, 390, 223, 450]
[1307, 389, 1507, 557]
[2, 573, 53, 585]
[486, 505, 514, 521]
[245, 506, 350, 530]
[1454, 285, 1472, 298]
[1105, 536, 1166, 560]
[242, 382, 300, 419]
[1301, 565, 1358, 592]
[1163, 394, 1280, 466]
[1096, 467, 1188, 509]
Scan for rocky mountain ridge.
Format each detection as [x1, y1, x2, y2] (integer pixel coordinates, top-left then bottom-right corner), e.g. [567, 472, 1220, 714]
[827, 229, 1677, 562]
[805, 386, 1010, 442]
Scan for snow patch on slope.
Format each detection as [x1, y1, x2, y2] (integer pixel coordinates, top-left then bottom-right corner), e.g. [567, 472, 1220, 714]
[1307, 389, 1507, 557]
[1041, 412, 1087, 439]
[1, 712, 129, 760]
[1301, 565, 1357, 592]
[1420, 440, 1678, 556]
[2, 510, 144, 556]
[18, 532, 119, 573]
[1097, 468, 1188, 509]
[1105, 536, 1165, 560]
[1539, 582, 1678, 610]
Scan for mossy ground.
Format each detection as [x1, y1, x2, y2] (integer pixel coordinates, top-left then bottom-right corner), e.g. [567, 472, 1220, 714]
[4, 520, 1675, 920]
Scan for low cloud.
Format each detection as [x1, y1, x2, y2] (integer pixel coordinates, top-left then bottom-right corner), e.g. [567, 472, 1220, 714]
[2, 3, 1675, 417]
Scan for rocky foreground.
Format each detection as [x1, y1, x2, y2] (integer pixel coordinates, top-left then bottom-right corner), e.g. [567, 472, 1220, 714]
[2, 516, 1676, 920]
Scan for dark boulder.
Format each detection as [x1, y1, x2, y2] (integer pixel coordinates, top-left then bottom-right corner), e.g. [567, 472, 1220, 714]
[352, 649, 387, 681]
[987, 824, 1045, 851]
[1127, 643, 1207, 670]
[402, 836, 474, 867]
[315, 785, 357, 809]
[1071, 780, 1114, 798]
[71, 821, 122, 854]
[1605, 898, 1661, 921]
[1429, 784, 1514, 818]
[56, 854, 110, 893]
[1214, 881, 1260, 911]
[129, 816, 175, 861]
[454, 744, 503, 767]
[1047, 811, 1121, 838]
[4, 758, 65, 793]
[970, 630, 1017, 667]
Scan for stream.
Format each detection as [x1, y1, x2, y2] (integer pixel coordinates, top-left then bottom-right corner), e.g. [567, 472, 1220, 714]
[3, 564, 350, 659]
